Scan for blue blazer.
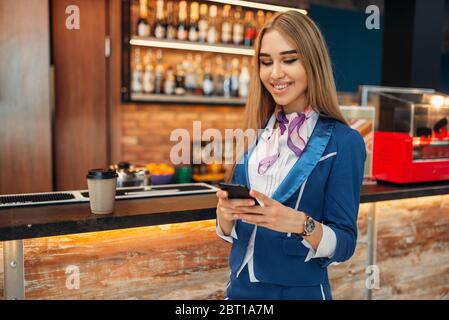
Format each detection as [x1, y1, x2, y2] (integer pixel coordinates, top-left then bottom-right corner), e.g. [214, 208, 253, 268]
[227, 115, 366, 287]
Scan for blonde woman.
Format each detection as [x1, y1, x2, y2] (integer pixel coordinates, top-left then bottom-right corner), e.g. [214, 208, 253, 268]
[216, 11, 366, 300]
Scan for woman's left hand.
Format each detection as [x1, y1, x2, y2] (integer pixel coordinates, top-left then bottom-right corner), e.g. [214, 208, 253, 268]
[232, 189, 306, 234]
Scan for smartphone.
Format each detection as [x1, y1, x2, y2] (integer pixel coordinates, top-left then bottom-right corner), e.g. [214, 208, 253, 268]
[218, 182, 260, 205]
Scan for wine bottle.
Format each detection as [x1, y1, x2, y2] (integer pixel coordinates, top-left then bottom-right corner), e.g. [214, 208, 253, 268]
[198, 3, 209, 43]
[142, 49, 154, 93]
[207, 5, 218, 44]
[165, 1, 177, 40]
[243, 11, 255, 46]
[239, 57, 250, 97]
[221, 5, 232, 44]
[154, 0, 166, 39]
[131, 48, 143, 93]
[177, 1, 188, 41]
[188, 2, 200, 42]
[154, 49, 165, 94]
[203, 61, 214, 96]
[230, 58, 240, 97]
[164, 66, 176, 95]
[213, 55, 225, 96]
[232, 7, 244, 46]
[137, 0, 150, 37]
[174, 63, 186, 96]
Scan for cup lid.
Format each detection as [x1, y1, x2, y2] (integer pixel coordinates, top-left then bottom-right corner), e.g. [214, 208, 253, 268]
[87, 168, 118, 180]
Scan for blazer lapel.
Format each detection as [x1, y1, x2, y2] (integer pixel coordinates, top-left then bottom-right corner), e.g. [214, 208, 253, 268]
[270, 115, 335, 203]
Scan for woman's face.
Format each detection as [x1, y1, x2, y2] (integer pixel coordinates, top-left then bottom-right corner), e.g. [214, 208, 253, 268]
[259, 29, 308, 113]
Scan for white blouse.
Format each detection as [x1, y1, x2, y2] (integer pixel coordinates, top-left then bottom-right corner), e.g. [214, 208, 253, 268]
[217, 110, 337, 282]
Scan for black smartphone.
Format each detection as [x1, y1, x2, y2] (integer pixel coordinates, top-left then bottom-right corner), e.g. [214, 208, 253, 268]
[218, 182, 260, 205]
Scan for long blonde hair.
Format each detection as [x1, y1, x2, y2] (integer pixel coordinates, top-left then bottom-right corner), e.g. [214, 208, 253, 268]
[225, 11, 347, 182]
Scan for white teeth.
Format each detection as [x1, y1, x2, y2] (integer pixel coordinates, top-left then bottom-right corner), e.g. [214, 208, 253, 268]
[274, 83, 290, 90]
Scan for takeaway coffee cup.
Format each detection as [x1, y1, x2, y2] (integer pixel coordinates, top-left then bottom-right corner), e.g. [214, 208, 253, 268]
[86, 168, 118, 214]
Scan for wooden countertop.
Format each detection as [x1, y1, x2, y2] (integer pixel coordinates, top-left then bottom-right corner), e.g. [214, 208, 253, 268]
[2, 181, 449, 241]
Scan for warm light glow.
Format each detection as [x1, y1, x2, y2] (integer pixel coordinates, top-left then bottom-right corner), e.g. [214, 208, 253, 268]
[130, 37, 255, 56]
[206, 0, 308, 15]
[430, 95, 445, 108]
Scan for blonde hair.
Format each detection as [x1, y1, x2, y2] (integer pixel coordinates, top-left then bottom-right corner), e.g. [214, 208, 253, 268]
[225, 11, 347, 182]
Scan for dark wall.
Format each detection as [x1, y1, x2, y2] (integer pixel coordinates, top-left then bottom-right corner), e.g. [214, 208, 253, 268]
[309, 4, 384, 93]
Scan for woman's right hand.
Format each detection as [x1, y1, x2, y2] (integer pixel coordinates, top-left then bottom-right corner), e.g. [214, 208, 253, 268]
[216, 190, 256, 222]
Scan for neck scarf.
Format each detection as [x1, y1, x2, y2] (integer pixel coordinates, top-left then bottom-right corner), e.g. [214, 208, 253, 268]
[257, 105, 313, 175]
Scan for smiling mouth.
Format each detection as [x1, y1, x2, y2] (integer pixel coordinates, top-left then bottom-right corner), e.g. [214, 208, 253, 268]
[271, 82, 293, 93]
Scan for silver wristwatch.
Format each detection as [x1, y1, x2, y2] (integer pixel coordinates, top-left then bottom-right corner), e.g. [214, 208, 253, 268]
[302, 215, 316, 236]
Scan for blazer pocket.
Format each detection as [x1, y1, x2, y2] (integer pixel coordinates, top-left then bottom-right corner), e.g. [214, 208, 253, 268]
[282, 239, 310, 256]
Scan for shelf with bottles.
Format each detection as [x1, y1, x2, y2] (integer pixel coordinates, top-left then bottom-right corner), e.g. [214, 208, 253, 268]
[122, 0, 306, 104]
[128, 47, 251, 104]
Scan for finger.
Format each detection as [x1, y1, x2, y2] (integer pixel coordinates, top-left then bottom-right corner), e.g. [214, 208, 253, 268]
[249, 189, 274, 207]
[228, 198, 257, 207]
[216, 190, 228, 199]
[234, 213, 270, 225]
[233, 205, 265, 215]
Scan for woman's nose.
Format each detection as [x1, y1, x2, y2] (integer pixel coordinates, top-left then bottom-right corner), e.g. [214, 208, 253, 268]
[270, 63, 285, 79]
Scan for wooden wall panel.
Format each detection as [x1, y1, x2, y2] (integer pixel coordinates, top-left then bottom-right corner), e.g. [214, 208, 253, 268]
[52, 0, 109, 190]
[0, 0, 52, 194]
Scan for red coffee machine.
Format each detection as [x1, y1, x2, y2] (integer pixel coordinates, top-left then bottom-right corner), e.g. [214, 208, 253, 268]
[360, 86, 449, 184]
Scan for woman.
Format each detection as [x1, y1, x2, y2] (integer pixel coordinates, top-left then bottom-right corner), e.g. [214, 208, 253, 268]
[215, 11, 366, 300]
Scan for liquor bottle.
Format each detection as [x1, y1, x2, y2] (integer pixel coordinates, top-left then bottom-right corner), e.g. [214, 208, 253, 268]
[203, 60, 214, 96]
[213, 55, 225, 96]
[194, 54, 204, 95]
[188, 2, 200, 42]
[142, 49, 155, 93]
[230, 58, 240, 97]
[154, 49, 165, 94]
[265, 11, 273, 23]
[255, 10, 265, 38]
[223, 59, 232, 98]
[131, 48, 143, 93]
[221, 5, 232, 44]
[174, 63, 186, 95]
[239, 57, 250, 97]
[207, 5, 218, 44]
[184, 53, 196, 94]
[137, 0, 150, 37]
[243, 11, 255, 46]
[177, 1, 188, 41]
[232, 7, 244, 46]
[154, 0, 166, 39]
[165, 1, 177, 40]
[164, 66, 176, 95]
[198, 3, 209, 43]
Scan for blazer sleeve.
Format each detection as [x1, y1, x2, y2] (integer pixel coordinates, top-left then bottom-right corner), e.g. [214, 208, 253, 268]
[315, 129, 366, 268]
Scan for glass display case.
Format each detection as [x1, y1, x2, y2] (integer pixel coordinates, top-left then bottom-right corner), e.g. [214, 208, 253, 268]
[359, 85, 449, 183]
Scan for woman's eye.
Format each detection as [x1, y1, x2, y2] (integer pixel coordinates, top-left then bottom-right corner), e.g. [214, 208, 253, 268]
[283, 59, 298, 64]
[260, 61, 272, 66]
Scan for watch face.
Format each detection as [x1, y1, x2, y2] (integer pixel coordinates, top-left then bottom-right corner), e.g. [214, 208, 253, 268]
[305, 217, 315, 234]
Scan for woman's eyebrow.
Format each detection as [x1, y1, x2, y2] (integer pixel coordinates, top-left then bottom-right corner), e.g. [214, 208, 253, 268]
[259, 50, 298, 57]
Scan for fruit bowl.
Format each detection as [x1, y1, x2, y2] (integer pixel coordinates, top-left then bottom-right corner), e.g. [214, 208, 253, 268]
[146, 163, 175, 185]
[151, 173, 174, 185]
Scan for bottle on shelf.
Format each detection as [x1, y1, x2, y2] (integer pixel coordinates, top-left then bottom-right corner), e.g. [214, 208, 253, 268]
[223, 59, 232, 98]
[142, 49, 155, 94]
[165, 1, 177, 40]
[131, 48, 143, 93]
[255, 10, 265, 39]
[177, 1, 189, 41]
[154, 0, 166, 39]
[174, 63, 186, 96]
[207, 5, 218, 45]
[239, 57, 250, 97]
[243, 11, 255, 46]
[202, 60, 214, 96]
[184, 53, 196, 94]
[194, 53, 204, 95]
[137, 0, 150, 37]
[164, 66, 176, 95]
[230, 58, 240, 97]
[213, 55, 225, 96]
[265, 11, 273, 23]
[221, 4, 232, 45]
[232, 7, 244, 46]
[154, 49, 165, 94]
[198, 3, 209, 43]
[188, 2, 200, 42]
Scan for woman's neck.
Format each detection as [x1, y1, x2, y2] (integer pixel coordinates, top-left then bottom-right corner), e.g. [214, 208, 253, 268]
[282, 95, 308, 114]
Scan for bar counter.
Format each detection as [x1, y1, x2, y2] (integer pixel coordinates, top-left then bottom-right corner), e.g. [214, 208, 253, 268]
[1, 181, 449, 300]
[2, 181, 449, 242]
